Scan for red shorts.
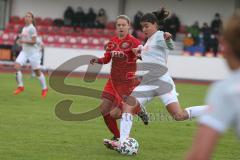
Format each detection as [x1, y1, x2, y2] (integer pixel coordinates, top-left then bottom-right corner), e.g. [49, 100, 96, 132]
[101, 79, 136, 109]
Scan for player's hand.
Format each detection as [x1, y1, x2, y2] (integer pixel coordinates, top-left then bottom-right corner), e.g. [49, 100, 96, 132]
[132, 47, 141, 58]
[90, 58, 98, 65]
[164, 32, 172, 40]
[18, 34, 22, 39]
[17, 39, 23, 45]
[132, 45, 143, 55]
[132, 48, 139, 54]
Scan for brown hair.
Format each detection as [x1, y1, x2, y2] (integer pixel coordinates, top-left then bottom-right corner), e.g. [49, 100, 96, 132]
[26, 11, 36, 27]
[222, 10, 240, 59]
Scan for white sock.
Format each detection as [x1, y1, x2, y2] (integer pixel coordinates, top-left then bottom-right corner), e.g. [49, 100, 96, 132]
[120, 113, 133, 144]
[31, 70, 36, 77]
[37, 72, 47, 90]
[16, 71, 23, 87]
[185, 105, 209, 119]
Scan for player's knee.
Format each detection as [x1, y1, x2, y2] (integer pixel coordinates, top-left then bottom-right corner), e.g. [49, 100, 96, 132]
[174, 116, 184, 121]
[123, 96, 138, 107]
[172, 112, 188, 121]
[34, 69, 41, 77]
[122, 102, 138, 114]
[99, 99, 112, 115]
[110, 110, 121, 119]
[14, 63, 21, 70]
[109, 111, 116, 119]
[99, 105, 109, 115]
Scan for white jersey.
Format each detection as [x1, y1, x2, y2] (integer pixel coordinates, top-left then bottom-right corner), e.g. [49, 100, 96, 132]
[132, 31, 178, 108]
[141, 31, 174, 67]
[20, 24, 38, 53]
[36, 37, 44, 53]
[199, 69, 240, 137]
[16, 30, 42, 70]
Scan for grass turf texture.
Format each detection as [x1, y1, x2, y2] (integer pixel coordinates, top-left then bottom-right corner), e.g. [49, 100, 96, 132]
[0, 73, 239, 160]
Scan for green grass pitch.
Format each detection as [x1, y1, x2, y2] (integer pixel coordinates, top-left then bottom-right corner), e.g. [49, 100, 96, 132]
[0, 73, 239, 160]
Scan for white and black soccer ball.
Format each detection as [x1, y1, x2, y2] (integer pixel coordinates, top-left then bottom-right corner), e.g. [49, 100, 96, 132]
[119, 138, 139, 156]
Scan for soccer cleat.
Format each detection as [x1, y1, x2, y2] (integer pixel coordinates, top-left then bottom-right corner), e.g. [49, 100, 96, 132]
[13, 86, 24, 95]
[41, 88, 48, 98]
[137, 107, 149, 125]
[104, 139, 115, 150]
[103, 139, 121, 151]
[111, 136, 120, 141]
[103, 136, 119, 150]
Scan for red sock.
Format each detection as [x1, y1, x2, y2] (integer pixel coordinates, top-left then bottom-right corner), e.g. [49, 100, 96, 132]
[103, 114, 120, 138]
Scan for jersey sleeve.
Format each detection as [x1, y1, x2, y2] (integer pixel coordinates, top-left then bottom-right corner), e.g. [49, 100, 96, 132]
[198, 82, 236, 134]
[29, 26, 37, 37]
[132, 38, 141, 48]
[156, 32, 174, 50]
[165, 39, 174, 50]
[97, 38, 114, 64]
[97, 52, 111, 64]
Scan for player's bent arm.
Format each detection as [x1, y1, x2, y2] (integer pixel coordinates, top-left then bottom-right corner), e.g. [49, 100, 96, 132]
[166, 38, 174, 50]
[185, 124, 221, 160]
[163, 32, 174, 50]
[20, 36, 37, 45]
[97, 52, 112, 64]
[132, 45, 143, 59]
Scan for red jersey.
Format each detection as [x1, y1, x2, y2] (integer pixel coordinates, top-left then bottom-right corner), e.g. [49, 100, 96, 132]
[97, 34, 141, 84]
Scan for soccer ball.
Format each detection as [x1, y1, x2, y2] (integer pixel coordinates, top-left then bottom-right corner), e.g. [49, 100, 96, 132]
[119, 138, 139, 156]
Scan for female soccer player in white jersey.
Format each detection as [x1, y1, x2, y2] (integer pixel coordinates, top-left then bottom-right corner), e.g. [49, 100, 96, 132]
[13, 12, 48, 97]
[105, 8, 209, 150]
[186, 10, 240, 160]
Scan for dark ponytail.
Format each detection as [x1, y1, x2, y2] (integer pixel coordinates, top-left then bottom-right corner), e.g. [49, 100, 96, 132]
[153, 7, 169, 23]
[140, 7, 169, 25]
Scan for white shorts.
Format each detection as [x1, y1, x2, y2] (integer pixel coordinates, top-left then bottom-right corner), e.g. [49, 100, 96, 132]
[16, 51, 41, 70]
[131, 72, 178, 109]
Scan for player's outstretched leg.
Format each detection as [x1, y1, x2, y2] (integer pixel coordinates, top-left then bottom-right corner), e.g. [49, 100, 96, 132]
[166, 102, 208, 121]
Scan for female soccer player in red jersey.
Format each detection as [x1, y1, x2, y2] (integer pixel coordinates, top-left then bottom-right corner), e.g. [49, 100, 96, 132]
[90, 15, 148, 143]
